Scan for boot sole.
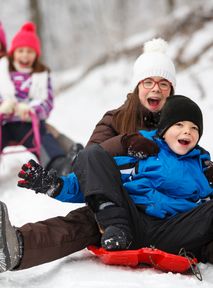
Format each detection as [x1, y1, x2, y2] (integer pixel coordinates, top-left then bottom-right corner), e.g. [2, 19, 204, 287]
[0, 201, 11, 272]
[0, 201, 19, 272]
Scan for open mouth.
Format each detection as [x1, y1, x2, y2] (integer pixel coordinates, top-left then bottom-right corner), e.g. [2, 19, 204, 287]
[19, 60, 30, 67]
[147, 98, 161, 108]
[178, 139, 190, 146]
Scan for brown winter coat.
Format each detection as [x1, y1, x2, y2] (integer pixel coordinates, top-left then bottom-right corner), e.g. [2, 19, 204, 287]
[86, 105, 160, 156]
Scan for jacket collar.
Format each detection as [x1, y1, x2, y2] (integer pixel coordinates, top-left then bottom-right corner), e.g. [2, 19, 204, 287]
[140, 104, 161, 129]
[156, 137, 201, 159]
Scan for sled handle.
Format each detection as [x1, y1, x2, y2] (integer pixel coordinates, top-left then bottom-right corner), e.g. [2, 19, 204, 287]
[178, 248, 202, 281]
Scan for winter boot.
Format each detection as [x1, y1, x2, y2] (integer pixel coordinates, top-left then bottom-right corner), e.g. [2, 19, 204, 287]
[47, 142, 84, 176]
[46, 156, 70, 176]
[101, 225, 132, 251]
[0, 201, 22, 272]
[67, 143, 84, 164]
[59, 142, 84, 175]
[86, 195, 133, 251]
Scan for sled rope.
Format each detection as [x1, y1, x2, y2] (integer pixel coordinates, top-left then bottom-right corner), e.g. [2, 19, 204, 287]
[178, 248, 202, 281]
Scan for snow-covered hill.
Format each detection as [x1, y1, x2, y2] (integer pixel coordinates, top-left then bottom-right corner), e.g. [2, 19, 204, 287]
[1, 27, 213, 287]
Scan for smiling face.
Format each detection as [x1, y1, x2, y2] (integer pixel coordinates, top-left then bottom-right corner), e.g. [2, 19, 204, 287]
[163, 121, 199, 155]
[13, 46, 37, 70]
[138, 76, 172, 112]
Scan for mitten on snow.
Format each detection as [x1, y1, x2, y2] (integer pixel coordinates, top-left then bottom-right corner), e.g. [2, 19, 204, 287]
[17, 159, 63, 196]
[0, 99, 16, 115]
[204, 160, 213, 186]
[15, 102, 32, 121]
[121, 132, 159, 159]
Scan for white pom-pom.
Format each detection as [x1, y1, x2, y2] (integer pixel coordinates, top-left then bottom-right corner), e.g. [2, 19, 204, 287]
[143, 38, 168, 54]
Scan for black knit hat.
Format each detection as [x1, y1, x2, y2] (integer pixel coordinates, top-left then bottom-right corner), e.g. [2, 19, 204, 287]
[158, 95, 203, 138]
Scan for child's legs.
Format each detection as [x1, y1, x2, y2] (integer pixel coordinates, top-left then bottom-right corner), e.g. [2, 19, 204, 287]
[74, 144, 129, 203]
[11, 121, 34, 145]
[16, 206, 101, 270]
[3, 122, 41, 161]
[1, 123, 12, 149]
[141, 200, 213, 261]
[39, 121, 65, 167]
[1, 122, 65, 163]
[73, 144, 144, 247]
[1, 122, 34, 152]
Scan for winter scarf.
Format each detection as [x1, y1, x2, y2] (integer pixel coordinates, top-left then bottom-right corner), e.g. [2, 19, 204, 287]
[0, 57, 48, 103]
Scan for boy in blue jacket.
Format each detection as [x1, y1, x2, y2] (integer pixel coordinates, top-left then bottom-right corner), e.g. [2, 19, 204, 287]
[1, 95, 213, 271]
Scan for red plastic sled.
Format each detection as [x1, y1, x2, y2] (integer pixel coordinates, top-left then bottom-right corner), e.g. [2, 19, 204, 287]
[88, 246, 200, 276]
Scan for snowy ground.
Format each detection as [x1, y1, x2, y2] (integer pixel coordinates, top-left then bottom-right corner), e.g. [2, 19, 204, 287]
[1, 55, 213, 287]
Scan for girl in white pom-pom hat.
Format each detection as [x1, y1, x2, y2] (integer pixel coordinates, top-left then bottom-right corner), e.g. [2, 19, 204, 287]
[87, 38, 176, 156]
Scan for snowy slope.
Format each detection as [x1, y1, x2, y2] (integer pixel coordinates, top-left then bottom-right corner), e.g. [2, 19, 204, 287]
[1, 44, 213, 287]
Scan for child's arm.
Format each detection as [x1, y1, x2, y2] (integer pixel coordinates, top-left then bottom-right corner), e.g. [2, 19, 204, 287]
[17, 159, 84, 203]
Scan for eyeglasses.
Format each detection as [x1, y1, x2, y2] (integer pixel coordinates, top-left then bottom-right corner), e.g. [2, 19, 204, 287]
[140, 78, 171, 91]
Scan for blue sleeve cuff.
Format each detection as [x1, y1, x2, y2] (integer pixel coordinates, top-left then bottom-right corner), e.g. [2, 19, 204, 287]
[55, 173, 84, 203]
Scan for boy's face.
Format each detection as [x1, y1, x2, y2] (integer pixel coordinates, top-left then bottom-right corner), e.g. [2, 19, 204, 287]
[163, 121, 199, 155]
[138, 77, 172, 112]
[13, 47, 37, 69]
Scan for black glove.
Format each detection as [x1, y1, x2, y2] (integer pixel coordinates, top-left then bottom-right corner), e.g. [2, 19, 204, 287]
[17, 159, 63, 196]
[121, 132, 159, 159]
[204, 160, 213, 186]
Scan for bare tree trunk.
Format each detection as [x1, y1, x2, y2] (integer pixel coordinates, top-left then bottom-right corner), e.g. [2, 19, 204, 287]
[166, 0, 176, 13]
[28, 0, 43, 48]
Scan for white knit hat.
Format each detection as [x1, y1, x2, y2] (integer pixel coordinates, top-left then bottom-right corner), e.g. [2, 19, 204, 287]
[131, 38, 176, 90]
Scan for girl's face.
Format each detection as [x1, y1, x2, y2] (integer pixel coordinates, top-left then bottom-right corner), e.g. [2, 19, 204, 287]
[13, 47, 37, 69]
[163, 121, 199, 155]
[138, 77, 172, 112]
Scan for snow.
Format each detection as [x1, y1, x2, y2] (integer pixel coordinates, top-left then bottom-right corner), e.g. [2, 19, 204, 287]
[1, 42, 213, 287]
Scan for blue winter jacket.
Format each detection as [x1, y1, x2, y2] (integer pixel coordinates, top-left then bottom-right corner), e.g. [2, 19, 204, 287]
[55, 130, 213, 219]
